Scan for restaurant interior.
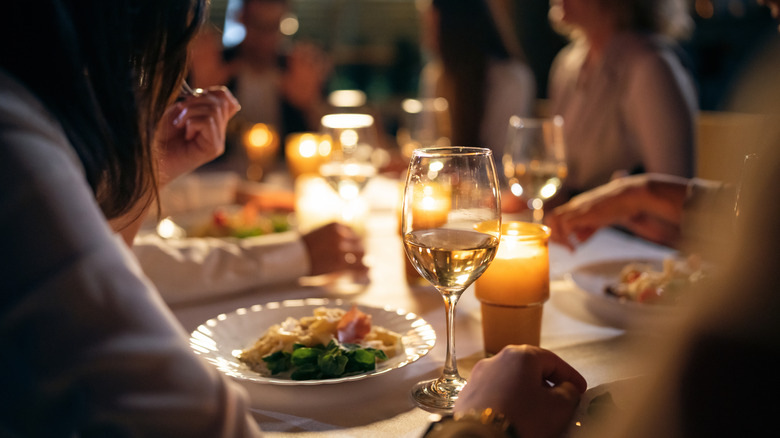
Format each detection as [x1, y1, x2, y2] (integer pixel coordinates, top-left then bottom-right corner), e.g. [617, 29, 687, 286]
[145, 0, 780, 436]
[12, 0, 779, 436]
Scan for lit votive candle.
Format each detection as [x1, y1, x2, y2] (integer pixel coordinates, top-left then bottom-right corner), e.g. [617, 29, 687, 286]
[400, 183, 451, 285]
[474, 221, 550, 355]
[243, 123, 279, 181]
[285, 133, 332, 180]
[294, 175, 368, 236]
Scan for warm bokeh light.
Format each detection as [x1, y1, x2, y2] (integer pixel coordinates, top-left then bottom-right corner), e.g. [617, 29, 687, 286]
[243, 123, 279, 181]
[402, 98, 424, 114]
[280, 13, 299, 36]
[321, 113, 374, 129]
[328, 90, 367, 108]
[245, 123, 275, 149]
[285, 132, 333, 179]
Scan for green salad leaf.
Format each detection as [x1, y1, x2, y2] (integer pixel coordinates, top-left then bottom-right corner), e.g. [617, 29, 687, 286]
[261, 340, 388, 380]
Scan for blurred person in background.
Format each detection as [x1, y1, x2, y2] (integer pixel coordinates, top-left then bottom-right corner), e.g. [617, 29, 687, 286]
[190, 0, 332, 172]
[547, 0, 697, 205]
[0, 0, 266, 435]
[418, 0, 536, 164]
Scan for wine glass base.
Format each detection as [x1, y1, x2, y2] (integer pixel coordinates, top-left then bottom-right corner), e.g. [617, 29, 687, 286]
[410, 376, 467, 412]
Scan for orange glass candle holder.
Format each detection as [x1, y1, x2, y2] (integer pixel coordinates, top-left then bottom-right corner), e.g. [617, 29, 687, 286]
[474, 221, 550, 355]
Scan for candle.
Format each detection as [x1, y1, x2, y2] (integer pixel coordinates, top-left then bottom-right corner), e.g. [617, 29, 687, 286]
[405, 182, 451, 230]
[242, 123, 279, 181]
[294, 175, 368, 236]
[285, 133, 332, 180]
[474, 221, 550, 354]
[400, 182, 451, 285]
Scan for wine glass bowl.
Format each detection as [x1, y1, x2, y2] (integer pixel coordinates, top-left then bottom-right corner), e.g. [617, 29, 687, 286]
[503, 115, 567, 223]
[401, 147, 502, 411]
[319, 113, 379, 201]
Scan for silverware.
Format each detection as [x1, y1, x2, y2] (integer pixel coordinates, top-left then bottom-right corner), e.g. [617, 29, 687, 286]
[180, 80, 200, 97]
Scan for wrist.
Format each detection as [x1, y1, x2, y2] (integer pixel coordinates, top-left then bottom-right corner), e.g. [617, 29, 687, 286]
[423, 408, 517, 438]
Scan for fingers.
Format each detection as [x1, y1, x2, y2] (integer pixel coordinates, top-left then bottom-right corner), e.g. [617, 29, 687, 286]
[546, 210, 598, 251]
[173, 87, 240, 149]
[496, 345, 587, 393]
[175, 86, 240, 128]
[456, 345, 586, 437]
[536, 349, 588, 394]
[302, 222, 368, 276]
[552, 381, 585, 407]
[624, 215, 680, 247]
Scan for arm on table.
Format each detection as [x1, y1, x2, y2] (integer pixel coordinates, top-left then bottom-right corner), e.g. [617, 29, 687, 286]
[134, 222, 367, 305]
[546, 173, 734, 251]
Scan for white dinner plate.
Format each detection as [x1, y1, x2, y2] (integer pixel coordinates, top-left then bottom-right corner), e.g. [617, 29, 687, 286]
[566, 259, 676, 329]
[189, 298, 436, 385]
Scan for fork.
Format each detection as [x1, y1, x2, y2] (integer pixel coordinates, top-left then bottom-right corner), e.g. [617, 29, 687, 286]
[180, 80, 200, 97]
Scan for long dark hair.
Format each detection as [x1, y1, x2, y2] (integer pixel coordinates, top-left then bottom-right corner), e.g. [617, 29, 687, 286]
[0, 0, 205, 220]
[433, 0, 521, 147]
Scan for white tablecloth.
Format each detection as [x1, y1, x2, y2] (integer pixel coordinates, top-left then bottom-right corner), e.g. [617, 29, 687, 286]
[170, 178, 676, 438]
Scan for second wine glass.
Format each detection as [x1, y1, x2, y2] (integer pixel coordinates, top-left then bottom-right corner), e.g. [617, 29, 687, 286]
[503, 115, 567, 223]
[401, 147, 502, 411]
[318, 113, 378, 202]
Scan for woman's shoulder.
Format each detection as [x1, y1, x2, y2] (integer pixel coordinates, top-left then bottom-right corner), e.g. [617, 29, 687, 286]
[0, 69, 83, 173]
[550, 40, 587, 76]
[610, 33, 685, 64]
[0, 70, 57, 127]
[609, 33, 692, 79]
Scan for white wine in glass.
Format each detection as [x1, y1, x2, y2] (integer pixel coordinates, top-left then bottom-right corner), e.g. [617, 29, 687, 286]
[503, 116, 567, 223]
[402, 147, 501, 411]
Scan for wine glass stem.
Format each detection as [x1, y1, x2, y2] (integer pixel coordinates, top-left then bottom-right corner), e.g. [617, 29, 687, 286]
[532, 206, 544, 224]
[440, 292, 462, 382]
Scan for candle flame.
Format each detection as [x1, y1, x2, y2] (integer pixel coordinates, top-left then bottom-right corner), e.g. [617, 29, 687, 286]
[245, 123, 274, 149]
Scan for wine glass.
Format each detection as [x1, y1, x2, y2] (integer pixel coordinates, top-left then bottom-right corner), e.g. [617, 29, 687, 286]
[396, 97, 451, 160]
[503, 115, 567, 223]
[401, 147, 502, 411]
[318, 113, 379, 202]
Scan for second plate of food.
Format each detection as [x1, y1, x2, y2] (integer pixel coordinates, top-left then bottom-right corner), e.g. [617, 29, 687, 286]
[567, 258, 695, 329]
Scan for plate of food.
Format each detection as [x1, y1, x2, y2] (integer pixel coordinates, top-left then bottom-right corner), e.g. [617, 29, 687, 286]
[566, 256, 705, 328]
[189, 298, 436, 385]
[155, 203, 294, 240]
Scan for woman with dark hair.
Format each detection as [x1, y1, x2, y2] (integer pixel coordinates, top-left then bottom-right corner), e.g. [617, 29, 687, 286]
[419, 0, 536, 160]
[0, 1, 260, 435]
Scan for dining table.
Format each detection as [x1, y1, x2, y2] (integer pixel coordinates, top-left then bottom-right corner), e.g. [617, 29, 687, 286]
[168, 175, 677, 438]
